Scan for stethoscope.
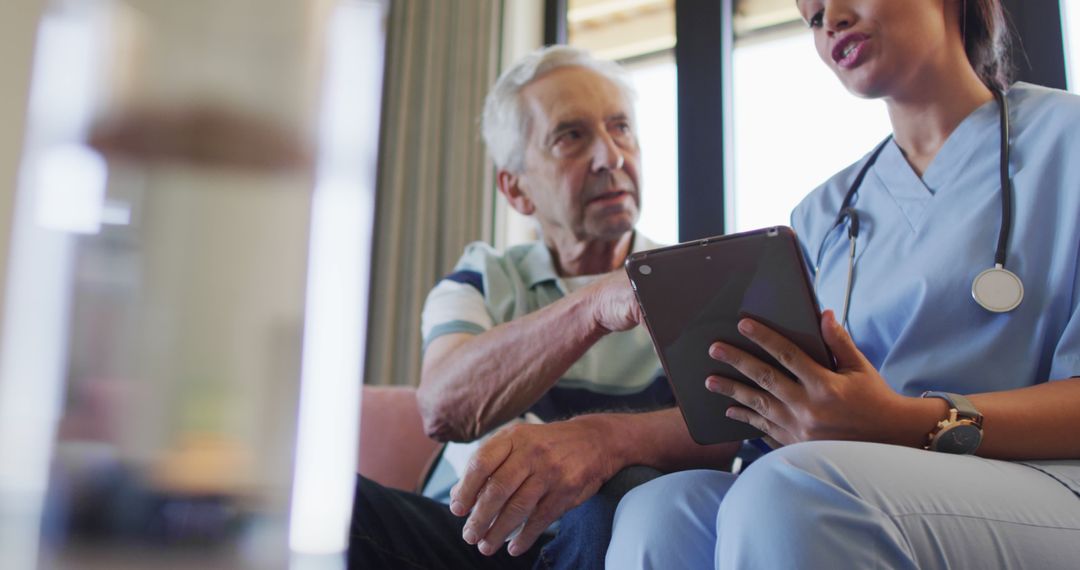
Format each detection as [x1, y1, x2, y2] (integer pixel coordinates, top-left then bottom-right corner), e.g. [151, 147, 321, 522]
[814, 88, 1024, 328]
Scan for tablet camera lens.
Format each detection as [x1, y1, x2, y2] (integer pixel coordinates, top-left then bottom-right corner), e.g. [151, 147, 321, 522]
[639, 264, 652, 275]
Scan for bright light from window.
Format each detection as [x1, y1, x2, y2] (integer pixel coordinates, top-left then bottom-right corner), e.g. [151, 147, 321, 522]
[0, 1, 107, 567]
[1065, 0, 1080, 92]
[290, 0, 381, 562]
[35, 144, 107, 234]
[627, 56, 679, 245]
[731, 31, 892, 232]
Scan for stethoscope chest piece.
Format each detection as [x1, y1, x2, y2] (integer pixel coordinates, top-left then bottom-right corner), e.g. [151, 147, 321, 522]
[971, 266, 1023, 313]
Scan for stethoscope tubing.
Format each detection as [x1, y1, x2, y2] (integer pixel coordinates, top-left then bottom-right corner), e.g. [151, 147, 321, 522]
[994, 88, 1012, 269]
[815, 88, 1017, 326]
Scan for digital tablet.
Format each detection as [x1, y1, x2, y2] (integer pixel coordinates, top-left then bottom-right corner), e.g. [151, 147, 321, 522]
[625, 226, 835, 445]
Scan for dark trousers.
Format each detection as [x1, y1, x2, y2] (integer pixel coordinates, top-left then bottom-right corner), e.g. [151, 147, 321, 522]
[348, 467, 662, 570]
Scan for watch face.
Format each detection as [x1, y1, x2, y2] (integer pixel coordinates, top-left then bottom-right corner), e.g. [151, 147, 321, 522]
[936, 424, 983, 454]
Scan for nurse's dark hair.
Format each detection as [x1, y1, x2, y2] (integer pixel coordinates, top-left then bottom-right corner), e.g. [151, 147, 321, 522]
[962, 0, 1013, 92]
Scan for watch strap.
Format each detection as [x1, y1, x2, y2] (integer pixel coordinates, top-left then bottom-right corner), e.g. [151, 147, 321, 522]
[921, 391, 981, 422]
[921, 391, 984, 454]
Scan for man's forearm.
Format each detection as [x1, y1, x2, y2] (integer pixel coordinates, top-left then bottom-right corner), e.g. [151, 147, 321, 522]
[574, 407, 738, 473]
[418, 290, 608, 442]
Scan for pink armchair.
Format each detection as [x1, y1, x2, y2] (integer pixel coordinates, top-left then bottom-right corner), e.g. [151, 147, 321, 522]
[358, 386, 442, 492]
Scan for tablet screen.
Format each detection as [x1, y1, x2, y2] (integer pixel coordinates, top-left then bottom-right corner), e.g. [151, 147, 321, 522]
[626, 226, 832, 444]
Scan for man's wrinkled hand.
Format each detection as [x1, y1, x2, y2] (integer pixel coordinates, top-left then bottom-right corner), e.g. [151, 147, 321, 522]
[587, 271, 643, 333]
[449, 417, 620, 557]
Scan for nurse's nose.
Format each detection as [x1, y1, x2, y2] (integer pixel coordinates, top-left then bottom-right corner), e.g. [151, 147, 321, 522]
[824, 6, 855, 35]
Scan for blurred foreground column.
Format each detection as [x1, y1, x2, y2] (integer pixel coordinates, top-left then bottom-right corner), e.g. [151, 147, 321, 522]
[0, 0, 381, 568]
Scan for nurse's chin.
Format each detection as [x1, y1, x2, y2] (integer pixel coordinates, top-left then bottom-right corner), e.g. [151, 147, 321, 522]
[832, 72, 892, 101]
[840, 82, 891, 102]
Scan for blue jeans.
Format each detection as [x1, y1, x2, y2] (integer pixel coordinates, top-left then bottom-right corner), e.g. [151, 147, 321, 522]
[350, 466, 662, 570]
[533, 466, 662, 569]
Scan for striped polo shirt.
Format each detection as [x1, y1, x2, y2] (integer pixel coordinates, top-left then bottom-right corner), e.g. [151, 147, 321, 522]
[420, 232, 673, 493]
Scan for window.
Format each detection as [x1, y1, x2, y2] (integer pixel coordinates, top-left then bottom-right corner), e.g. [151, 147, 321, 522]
[731, 27, 891, 232]
[624, 54, 678, 245]
[561, 2, 1070, 238]
[568, 0, 679, 244]
[292, 0, 383, 556]
[1065, 0, 1080, 92]
[565, 0, 892, 239]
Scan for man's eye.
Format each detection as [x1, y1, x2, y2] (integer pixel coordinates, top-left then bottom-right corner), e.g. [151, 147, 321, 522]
[808, 10, 823, 28]
[556, 130, 583, 144]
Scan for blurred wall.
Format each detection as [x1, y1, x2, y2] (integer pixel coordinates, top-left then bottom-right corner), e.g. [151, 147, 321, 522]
[100, 0, 320, 478]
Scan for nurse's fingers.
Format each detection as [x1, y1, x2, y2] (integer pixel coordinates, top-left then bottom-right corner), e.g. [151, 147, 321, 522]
[724, 406, 793, 445]
[706, 375, 791, 426]
[708, 341, 802, 404]
[734, 318, 832, 384]
[820, 310, 871, 372]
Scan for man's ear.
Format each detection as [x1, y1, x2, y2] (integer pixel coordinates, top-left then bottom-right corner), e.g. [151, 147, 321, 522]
[497, 170, 535, 216]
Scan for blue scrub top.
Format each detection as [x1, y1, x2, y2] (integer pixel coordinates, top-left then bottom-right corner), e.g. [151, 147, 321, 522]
[791, 83, 1080, 491]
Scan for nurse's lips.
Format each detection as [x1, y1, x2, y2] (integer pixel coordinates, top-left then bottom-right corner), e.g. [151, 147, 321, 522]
[832, 32, 870, 69]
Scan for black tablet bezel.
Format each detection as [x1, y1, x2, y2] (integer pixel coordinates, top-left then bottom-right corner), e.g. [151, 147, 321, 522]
[626, 226, 835, 445]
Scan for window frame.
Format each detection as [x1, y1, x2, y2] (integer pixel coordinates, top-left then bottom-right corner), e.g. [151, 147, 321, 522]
[546, 0, 1069, 240]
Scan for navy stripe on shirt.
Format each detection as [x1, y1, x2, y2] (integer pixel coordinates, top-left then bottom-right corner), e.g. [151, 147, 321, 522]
[443, 270, 484, 294]
[528, 374, 675, 423]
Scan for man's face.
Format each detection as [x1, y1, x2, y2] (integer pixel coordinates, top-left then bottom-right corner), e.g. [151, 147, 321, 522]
[512, 66, 641, 243]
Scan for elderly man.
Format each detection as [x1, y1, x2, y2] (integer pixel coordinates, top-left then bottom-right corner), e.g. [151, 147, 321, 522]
[349, 46, 736, 570]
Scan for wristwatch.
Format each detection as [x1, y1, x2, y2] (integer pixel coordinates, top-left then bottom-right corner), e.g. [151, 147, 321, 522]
[921, 391, 984, 454]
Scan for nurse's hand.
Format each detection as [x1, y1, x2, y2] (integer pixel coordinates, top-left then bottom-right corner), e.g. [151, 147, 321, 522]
[704, 310, 911, 446]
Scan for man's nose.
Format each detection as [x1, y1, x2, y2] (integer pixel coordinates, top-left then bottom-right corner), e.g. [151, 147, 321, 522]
[591, 132, 625, 172]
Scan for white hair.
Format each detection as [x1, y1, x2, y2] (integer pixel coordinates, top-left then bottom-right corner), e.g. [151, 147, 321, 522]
[481, 45, 637, 173]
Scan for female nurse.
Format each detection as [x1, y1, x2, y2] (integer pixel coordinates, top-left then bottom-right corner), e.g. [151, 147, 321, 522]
[606, 0, 1080, 567]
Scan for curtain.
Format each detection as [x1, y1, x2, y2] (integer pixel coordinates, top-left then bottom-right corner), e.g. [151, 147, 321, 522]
[365, 0, 504, 386]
